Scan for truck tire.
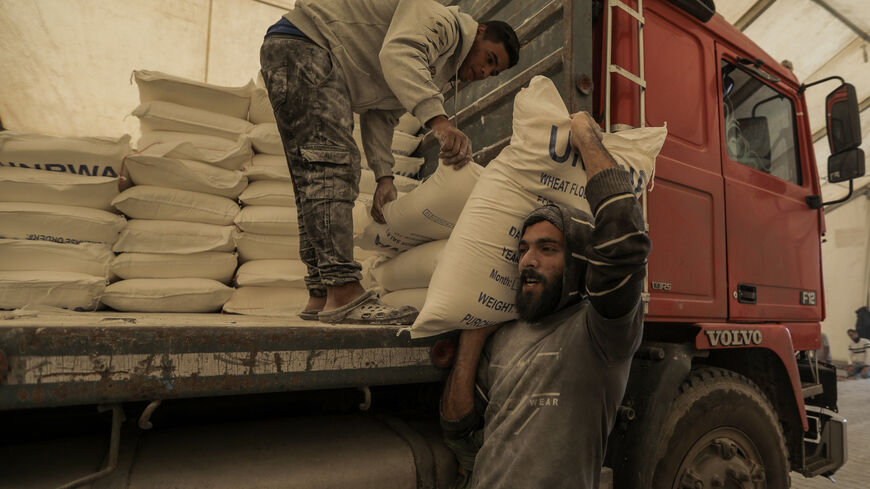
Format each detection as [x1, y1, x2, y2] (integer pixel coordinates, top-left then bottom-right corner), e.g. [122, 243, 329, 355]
[651, 367, 790, 489]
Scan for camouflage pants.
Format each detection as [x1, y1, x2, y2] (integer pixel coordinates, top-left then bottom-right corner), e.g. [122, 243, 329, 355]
[260, 34, 363, 295]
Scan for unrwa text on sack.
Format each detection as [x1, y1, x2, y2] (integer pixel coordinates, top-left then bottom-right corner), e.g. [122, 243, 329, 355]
[1, 162, 120, 177]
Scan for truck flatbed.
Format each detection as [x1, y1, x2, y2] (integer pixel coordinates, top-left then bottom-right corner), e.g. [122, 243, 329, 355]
[0, 310, 450, 410]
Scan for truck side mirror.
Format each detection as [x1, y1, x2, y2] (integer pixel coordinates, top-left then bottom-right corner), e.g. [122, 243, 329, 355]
[825, 83, 864, 184]
[826, 83, 862, 154]
[802, 79, 865, 209]
[828, 148, 865, 184]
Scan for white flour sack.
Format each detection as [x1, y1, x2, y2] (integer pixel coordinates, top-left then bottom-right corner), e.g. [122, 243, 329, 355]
[114, 220, 236, 253]
[0, 203, 126, 245]
[0, 239, 112, 277]
[0, 131, 130, 178]
[243, 154, 290, 182]
[0, 271, 105, 311]
[239, 180, 294, 207]
[356, 162, 483, 255]
[359, 169, 420, 194]
[392, 131, 423, 156]
[111, 252, 237, 282]
[0, 166, 119, 211]
[134, 70, 254, 120]
[393, 155, 425, 178]
[223, 287, 310, 316]
[112, 186, 240, 225]
[135, 139, 252, 171]
[248, 87, 277, 124]
[235, 232, 301, 262]
[133, 101, 253, 141]
[234, 259, 307, 287]
[396, 113, 422, 135]
[234, 206, 299, 235]
[138, 131, 242, 153]
[352, 194, 375, 236]
[247, 123, 284, 155]
[124, 154, 247, 198]
[372, 239, 446, 292]
[102, 278, 233, 313]
[411, 76, 667, 338]
[382, 288, 427, 311]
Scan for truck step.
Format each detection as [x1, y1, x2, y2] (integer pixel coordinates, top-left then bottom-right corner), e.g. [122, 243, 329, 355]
[801, 382, 824, 398]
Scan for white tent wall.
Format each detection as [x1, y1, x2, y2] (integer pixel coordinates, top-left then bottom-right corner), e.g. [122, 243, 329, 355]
[820, 194, 870, 363]
[715, 0, 757, 25]
[206, 0, 290, 87]
[0, 0, 291, 140]
[743, 0, 855, 83]
[803, 37, 870, 138]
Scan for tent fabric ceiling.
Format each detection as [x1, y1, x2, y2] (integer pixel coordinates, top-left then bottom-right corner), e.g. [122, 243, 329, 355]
[715, 0, 761, 27]
[0, 0, 291, 141]
[0, 0, 866, 188]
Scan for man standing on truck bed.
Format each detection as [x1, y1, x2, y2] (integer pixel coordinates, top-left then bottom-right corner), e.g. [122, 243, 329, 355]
[260, 0, 519, 324]
[440, 112, 651, 488]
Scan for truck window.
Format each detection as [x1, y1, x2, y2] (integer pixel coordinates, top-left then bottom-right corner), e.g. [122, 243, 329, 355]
[721, 60, 801, 185]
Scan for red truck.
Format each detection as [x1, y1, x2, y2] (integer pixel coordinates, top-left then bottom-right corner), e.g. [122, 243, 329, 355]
[1, 0, 862, 488]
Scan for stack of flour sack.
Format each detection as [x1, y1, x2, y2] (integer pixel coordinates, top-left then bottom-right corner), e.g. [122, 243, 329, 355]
[220, 75, 310, 316]
[228, 75, 424, 315]
[0, 131, 130, 310]
[354, 112, 428, 178]
[113, 70, 256, 313]
[355, 161, 484, 311]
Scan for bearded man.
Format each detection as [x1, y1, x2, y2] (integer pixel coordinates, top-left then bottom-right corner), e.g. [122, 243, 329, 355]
[440, 112, 652, 488]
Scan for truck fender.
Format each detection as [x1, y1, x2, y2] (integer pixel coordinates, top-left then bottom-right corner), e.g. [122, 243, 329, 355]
[605, 341, 696, 489]
[694, 323, 808, 430]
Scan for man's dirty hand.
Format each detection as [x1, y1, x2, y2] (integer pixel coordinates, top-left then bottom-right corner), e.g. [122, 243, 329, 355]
[371, 176, 397, 224]
[569, 111, 604, 150]
[429, 116, 472, 168]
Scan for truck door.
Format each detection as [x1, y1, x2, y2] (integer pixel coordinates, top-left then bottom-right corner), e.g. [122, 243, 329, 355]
[716, 47, 823, 321]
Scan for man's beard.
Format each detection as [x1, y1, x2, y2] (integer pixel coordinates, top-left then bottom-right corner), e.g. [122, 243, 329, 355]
[515, 268, 562, 323]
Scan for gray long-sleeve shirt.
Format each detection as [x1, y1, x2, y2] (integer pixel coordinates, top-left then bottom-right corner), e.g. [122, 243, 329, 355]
[470, 168, 651, 489]
[285, 0, 477, 180]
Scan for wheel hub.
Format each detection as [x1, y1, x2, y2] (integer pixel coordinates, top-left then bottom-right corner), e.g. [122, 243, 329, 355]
[674, 428, 767, 489]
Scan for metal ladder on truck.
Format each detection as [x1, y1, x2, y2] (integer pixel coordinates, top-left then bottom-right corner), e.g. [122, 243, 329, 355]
[603, 0, 651, 310]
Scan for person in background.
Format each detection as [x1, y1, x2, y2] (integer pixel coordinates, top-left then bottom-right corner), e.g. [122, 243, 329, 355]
[259, 0, 519, 324]
[816, 332, 831, 364]
[855, 306, 870, 340]
[439, 112, 652, 489]
[846, 329, 870, 379]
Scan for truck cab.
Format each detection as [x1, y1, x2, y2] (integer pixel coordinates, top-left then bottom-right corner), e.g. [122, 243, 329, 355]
[422, 0, 859, 486]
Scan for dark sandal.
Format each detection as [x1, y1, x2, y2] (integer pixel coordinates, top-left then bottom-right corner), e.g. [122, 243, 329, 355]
[317, 290, 418, 325]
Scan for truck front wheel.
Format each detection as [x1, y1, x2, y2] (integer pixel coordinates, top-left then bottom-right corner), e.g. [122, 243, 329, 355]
[651, 367, 790, 489]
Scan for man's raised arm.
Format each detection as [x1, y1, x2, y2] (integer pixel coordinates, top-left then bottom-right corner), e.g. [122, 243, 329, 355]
[570, 113, 651, 320]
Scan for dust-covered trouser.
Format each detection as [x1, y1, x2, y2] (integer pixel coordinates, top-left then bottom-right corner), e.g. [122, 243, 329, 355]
[260, 34, 362, 295]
